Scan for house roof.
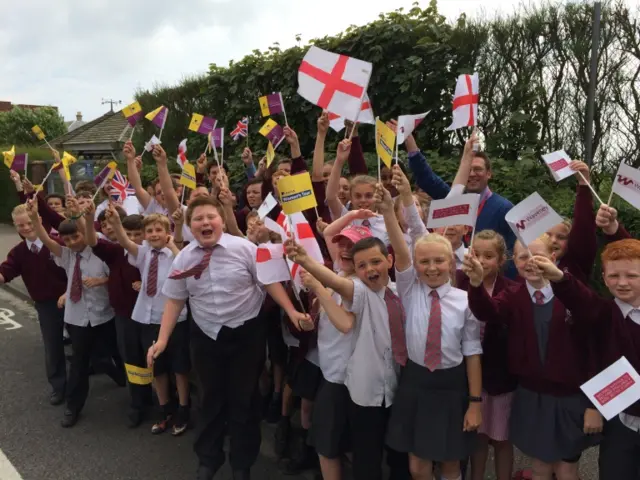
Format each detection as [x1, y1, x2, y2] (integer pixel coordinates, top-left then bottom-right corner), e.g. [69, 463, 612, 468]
[50, 110, 133, 154]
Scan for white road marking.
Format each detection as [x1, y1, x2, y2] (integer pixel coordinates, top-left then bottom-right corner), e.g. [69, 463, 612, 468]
[0, 448, 23, 479]
[0, 308, 21, 330]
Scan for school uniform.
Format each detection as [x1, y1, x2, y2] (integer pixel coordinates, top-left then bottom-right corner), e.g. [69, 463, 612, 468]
[54, 246, 123, 414]
[552, 272, 640, 479]
[130, 244, 189, 377]
[342, 278, 410, 480]
[162, 233, 268, 474]
[142, 198, 170, 216]
[387, 267, 482, 461]
[0, 238, 67, 397]
[309, 289, 355, 459]
[453, 244, 468, 271]
[468, 280, 599, 464]
[337, 204, 389, 246]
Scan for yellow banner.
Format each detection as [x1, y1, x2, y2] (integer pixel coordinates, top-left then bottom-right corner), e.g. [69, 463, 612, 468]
[277, 172, 317, 215]
[375, 118, 396, 169]
[266, 141, 275, 168]
[180, 162, 196, 190]
[125, 363, 153, 385]
[3, 145, 15, 168]
[32, 125, 45, 140]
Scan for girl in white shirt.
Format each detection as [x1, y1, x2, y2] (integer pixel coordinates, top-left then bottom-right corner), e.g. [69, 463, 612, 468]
[377, 184, 483, 480]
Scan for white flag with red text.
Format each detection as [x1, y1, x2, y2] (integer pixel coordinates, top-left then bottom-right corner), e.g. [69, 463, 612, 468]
[447, 73, 479, 131]
[611, 162, 640, 211]
[505, 192, 564, 247]
[298, 46, 373, 122]
[329, 93, 375, 132]
[426, 193, 480, 230]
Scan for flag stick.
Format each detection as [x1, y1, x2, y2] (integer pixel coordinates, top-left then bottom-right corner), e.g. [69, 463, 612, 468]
[221, 128, 225, 167]
[607, 189, 614, 206]
[377, 157, 381, 184]
[279, 93, 288, 127]
[180, 187, 186, 206]
[348, 92, 367, 140]
[212, 140, 221, 169]
[43, 137, 54, 151]
[24, 154, 29, 182]
[394, 135, 399, 165]
[314, 206, 320, 220]
[577, 171, 604, 205]
[443, 226, 449, 237]
[129, 125, 135, 141]
[39, 164, 56, 193]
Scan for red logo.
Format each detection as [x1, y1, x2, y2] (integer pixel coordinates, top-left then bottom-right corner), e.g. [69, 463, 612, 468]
[515, 220, 526, 231]
[617, 175, 635, 187]
[432, 204, 470, 219]
[549, 158, 569, 172]
[594, 373, 635, 406]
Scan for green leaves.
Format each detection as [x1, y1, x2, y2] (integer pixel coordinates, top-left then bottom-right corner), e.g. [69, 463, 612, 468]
[0, 106, 66, 146]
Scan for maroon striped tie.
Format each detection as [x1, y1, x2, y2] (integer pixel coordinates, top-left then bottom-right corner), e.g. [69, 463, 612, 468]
[146, 250, 160, 297]
[30, 244, 39, 254]
[424, 290, 442, 371]
[70, 253, 83, 303]
[169, 246, 214, 280]
[384, 287, 408, 366]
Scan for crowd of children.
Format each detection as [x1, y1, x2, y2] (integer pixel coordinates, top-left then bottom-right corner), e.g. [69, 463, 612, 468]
[0, 112, 639, 480]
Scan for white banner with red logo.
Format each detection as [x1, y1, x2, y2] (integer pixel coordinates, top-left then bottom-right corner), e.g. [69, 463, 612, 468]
[581, 357, 640, 421]
[611, 162, 640, 211]
[505, 192, 563, 247]
[542, 150, 575, 182]
[426, 193, 480, 230]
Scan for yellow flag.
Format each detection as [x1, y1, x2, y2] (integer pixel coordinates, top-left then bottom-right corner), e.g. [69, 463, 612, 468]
[277, 172, 318, 215]
[266, 141, 275, 168]
[124, 363, 153, 385]
[61, 152, 77, 181]
[3, 145, 15, 168]
[375, 118, 396, 169]
[32, 125, 46, 140]
[180, 162, 196, 190]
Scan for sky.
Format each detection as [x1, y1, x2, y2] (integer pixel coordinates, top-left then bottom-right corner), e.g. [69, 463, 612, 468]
[0, 0, 627, 123]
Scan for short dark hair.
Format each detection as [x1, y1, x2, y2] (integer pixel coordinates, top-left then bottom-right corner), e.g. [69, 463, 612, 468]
[122, 214, 144, 231]
[206, 160, 229, 176]
[351, 237, 388, 259]
[473, 151, 491, 171]
[74, 180, 96, 195]
[98, 206, 126, 223]
[186, 196, 226, 226]
[45, 193, 65, 206]
[76, 190, 93, 199]
[58, 219, 80, 236]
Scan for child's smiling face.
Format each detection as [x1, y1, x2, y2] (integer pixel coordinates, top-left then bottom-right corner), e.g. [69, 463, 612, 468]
[353, 246, 392, 291]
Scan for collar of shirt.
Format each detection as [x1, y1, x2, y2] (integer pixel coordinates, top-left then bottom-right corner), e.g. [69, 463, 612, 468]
[193, 232, 229, 250]
[525, 281, 554, 304]
[426, 281, 452, 300]
[153, 246, 173, 257]
[615, 298, 640, 325]
[77, 246, 93, 259]
[454, 244, 466, 263]
[26, 238, 43, 251]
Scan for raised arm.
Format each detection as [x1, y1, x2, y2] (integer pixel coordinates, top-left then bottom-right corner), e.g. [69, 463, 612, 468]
[106, 203, 139, 257]
[323, 209, 377, 262]
[284, 238, 354, 302]
[124, 141, 152, 209]
[326, 140, 351, 220]
[452, 134, 476, 190]
[462, 252, 513, 324]
[219, 187, 243, 238]
[301, 270, 355, 333]
[283, 126, 304, 173]
[393, 164, 427, 241]
[344, 120, 368, 176]
[406, 135, 451, 200]
[83, 202, 99, 247]
[596, 204, 632, 243]
[151, 145, 181, 214]
[312, 112, 329, 182]
[171, 209, 185, 249]
[26, 198, 63, 257]
[376, 184, 411, 272]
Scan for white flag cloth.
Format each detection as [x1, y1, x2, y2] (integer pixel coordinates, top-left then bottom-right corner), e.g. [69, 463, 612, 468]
[611, 162, 640, 211]
[258, 193, 278, 220]
[298, 46, 373, 122]
[329, 93, 375, 132]
[144, 135, 162, 152]
[426, 193, 480, 230]
[397, 112, 429, 144]
[542, 150, 575, 182]
[446, 73, 479, 131]
[505, 192, 564, 247]
[177, 139, 188, 168]
[256, 243, 290, 285]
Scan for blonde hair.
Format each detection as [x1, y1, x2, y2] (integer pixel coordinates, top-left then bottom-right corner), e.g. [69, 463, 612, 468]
[474, 230, 507, 265]
[350, 175, 377, 191]
[414, 232, 454, 258]
[142, 214, 171, 232]
[12, 204, 28, 218]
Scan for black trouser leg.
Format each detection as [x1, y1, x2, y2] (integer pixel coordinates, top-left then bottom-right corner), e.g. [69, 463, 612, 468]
[66, 324, 96, 413]
[121, 317, 152, 410]
[599, 417, 640, 480]
[34, 301, 67, 395]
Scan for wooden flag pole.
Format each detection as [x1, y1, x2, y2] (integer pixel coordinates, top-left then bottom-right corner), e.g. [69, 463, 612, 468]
[220, 128, 225, 168]
[394, 132, 399, 166]
[607, 190, 614, 206]
[129, 125, 135, 141]
[180, 187, 186, 206]
[279, 93, 289, 127]
[577, 171, 604, 205]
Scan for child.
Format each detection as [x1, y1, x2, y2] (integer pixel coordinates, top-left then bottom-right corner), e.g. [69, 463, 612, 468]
[146, 196, 310, 480]
[107, 208, 190, 436]
[84, 205, 147, 428]
[284, 233, 410, 480]
[377, 184, 482, 480]
[26, 197, 124, 428]
[0, 204, 68, 406]
[46, 193, 66, 215]
[463, 235, 601, 480]
[456, 230, 518, 480]
[537, 239, 640, 479]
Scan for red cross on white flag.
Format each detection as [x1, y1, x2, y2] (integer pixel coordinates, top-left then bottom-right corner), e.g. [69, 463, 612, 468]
[298, 46, 373, 122]
[447, 73, 479, 131]
[328, 93, 375, 132]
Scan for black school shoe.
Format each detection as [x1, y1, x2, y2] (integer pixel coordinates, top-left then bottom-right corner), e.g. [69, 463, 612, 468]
[49, 391, 64, 406]
[282, 430, 318, 475]
[171, 405, 190, 436]
[61, 408, 79, 428]
[274, 415, 291, 459]
[127, 408, 145, 428]
[151, 404, 174, 435]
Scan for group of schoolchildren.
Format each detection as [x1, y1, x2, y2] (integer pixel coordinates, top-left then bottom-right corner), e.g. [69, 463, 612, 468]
[0, 110, 639, 480]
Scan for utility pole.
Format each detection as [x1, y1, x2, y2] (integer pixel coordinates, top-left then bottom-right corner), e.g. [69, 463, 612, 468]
[585, 2, 601, 167]
[101, 98, 122, 112]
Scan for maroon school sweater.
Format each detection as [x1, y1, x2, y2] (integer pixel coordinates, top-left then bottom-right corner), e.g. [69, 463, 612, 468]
[18, 191, 65, 236]
[91, 239, 141, 318]
[0, 241, 67, 302]
[553, 272, 640, 416]
[468, 281, 588, 396]
[457, 272, 519, 395]
[605, 225, 632, 244]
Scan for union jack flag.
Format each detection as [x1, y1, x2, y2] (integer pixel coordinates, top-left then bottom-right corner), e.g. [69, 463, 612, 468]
[230, 117, 249, 141]
[109, 170, 135, 203]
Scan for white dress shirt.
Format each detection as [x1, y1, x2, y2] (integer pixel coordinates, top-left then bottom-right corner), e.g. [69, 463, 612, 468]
[26, 238, 44, 253]
[143, 198, 170, 216]
[338, 205, 389, 246]
[616, 299, 640, 431]
[396, 266, 482, 368]
[317, 288, 355, 384]
[453, 244, 468, 271]
[95, 197, 143, 220]
[162, 233, 266, 340]
[54, 246, 113, 327]
[525, 281, 554, 304]
[129, 244, 187, 325]
[343, 278, 399, 407]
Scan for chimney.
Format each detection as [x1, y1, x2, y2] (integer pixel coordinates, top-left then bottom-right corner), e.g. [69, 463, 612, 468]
[76, 112, 82, 121]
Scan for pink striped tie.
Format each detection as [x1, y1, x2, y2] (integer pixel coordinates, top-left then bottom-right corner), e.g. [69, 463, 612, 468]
[70, 253, 83, 303]
[146, 250, 160, 297]
[534, 290, 545, 305]
[424, 290, 442, 371]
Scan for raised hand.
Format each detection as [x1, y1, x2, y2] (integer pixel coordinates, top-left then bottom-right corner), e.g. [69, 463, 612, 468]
[172, 208, 185, 227]
[531, 255, 564, 282]
[123, 141, 136, 160]
[462, 251, 483, 287]
[463, 132, 479, 157]
[570, 160, 590, 185]
[284, 238, 309, 265]
[391, 164, 411, 195]
[105, 204, 122, 226]
[316, 218, 328, 234]
[595, 204, 619, 235]
[9, 170, 21, 186]
[300, 269, 322, 292]
[336, 139, 352, 163]
[196, 153, 207, 173]
[26, 197, 39, 221]
[241, 147, 253, 166]
[283, 126, 299, 145]
[152, 145, 168, 165]
[317, 111, 330, 135]
[22, 177, 35, 195]
[373, 183, 394, 214]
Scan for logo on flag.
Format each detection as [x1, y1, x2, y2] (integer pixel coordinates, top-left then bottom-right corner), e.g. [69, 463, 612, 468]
[259, 119, 285, 148]
[277, 172, 318, 215]
[189, 113, 217, 135]
[375, 118, 396, 169]
[447, 73, 479, 131]
[259, 93, 284, 117]
[298, 46, 373, 122]
[426, 194, 480, 230]
[122, 101, 143, 127]
[179, 163, 196, 190]
[109, 170, 136, 203]
[505, 192, 563, 246]
[611, 162, 640, 211]
[542, 150, 575, 182]
[231, 117, 249, 141]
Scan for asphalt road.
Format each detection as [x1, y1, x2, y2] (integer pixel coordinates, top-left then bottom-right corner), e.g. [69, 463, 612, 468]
[0, 288, 313, 480]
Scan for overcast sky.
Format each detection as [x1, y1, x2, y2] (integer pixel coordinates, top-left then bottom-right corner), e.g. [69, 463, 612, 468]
[0, 0, 633, 123]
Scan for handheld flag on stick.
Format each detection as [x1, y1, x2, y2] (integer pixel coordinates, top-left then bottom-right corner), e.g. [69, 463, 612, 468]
[375, 118, 396, 169]
[329, 93, 375, 133]
[177, 139, 188, 168]
[31, 125, 54, 149]
[542, 150, 575, 182]
[124, 364, 153, 385]
[60, 152, 77, 181]
[145, 106, 168, 140]
[259, 119, 285, 149]
[122, 101, 143, 127]
[277, 172, 318, 215]
[397, 113, 428, 144]
[266, 141, 276, 168]
[231, 117, 249, 141]
[505, 192, 564, 247]
[110, 170, 136, 203]
[3, 146, 15, 169]
[188, 114, 217, 135]
[92, 161, 118, 201]
[259, 92, 287, 125]
[144, 135, 162, 152]
[427, 193, 480, 246]
[609, 162, 640, 211]
[447, 73, 479, 131]
[12, 153, 28, 173]
[179, 163, 196, 190]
